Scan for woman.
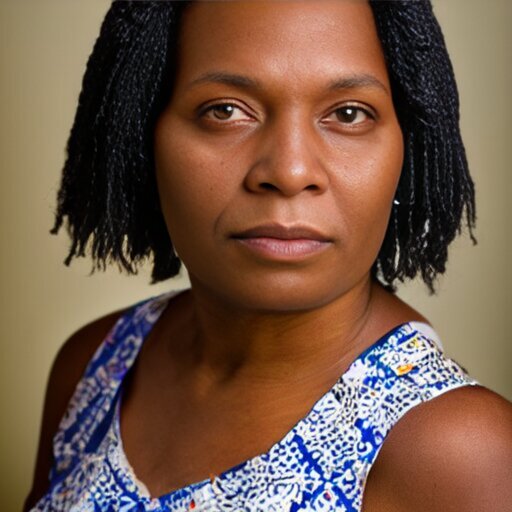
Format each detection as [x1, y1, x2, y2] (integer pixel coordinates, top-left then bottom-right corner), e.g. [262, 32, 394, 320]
[26, 1, 512, 511]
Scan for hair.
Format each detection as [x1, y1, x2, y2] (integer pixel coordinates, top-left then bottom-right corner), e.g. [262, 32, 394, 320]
[50, 0, 476, 293]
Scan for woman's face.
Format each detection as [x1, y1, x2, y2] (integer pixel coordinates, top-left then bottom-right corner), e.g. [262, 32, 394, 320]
[154, 0, 403, 312]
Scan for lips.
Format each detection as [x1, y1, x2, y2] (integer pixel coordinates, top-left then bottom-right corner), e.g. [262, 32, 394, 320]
[231, 223, 332, 260]
[233, 224, 332, 241]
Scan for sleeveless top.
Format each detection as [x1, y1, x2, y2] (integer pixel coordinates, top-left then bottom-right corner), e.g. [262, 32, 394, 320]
[32, 290, 478, 512]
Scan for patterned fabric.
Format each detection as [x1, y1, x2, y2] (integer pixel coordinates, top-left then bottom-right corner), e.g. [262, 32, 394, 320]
[32, 291, 478, 512]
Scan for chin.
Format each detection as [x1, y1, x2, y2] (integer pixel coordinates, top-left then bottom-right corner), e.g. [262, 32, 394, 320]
[189, 268, 360, 314]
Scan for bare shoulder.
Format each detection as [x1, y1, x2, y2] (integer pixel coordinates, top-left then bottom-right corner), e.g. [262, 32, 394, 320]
[362, 385, 512, 512]
[24, 306, 127, 511]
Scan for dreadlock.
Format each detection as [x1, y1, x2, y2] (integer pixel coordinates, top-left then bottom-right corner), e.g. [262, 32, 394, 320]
[51, 0, 476, 292]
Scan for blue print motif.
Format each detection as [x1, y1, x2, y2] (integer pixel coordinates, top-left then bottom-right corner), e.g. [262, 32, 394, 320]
[32, 291, 478, 511]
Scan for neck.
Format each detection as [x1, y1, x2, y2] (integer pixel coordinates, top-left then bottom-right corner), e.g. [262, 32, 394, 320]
[170, 275, 386, 390]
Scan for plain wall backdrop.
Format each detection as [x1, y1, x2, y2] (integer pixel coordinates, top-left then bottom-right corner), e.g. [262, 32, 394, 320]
[1, 1, 510, 509]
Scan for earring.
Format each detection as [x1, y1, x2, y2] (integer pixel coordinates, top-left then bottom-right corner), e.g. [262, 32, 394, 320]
[393, 198, 400, 206]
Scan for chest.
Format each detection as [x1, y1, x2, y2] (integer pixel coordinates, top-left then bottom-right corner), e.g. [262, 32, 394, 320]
[39, 296, 472, 511]
[46, 360, 445, 511]
[118, 365, 334, 499]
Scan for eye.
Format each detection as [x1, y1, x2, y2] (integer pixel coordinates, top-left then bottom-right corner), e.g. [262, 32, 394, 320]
[199, 102, 252, 122]
[327, 105, 375, 125]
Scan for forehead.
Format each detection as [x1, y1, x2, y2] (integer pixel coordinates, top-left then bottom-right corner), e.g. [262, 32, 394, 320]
[175, 0, 390, 95]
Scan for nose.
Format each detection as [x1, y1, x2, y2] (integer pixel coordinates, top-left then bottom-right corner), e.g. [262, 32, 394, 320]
[243, 115, 329, 197]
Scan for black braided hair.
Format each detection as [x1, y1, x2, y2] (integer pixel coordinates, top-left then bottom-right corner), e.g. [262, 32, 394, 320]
[51, 1, 188, 282]
[370, 0, 476, 292]
[51, 0, 476, 292]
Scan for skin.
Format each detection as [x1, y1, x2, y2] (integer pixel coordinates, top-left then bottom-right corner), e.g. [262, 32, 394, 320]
[25, 1, 512, 510]
[156, 0, 403, 315]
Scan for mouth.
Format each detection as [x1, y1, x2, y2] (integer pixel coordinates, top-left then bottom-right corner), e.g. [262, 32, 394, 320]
[230, 223, 333, 260]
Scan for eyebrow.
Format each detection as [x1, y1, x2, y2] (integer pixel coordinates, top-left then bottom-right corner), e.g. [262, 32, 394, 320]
[186, 71, 390, 95]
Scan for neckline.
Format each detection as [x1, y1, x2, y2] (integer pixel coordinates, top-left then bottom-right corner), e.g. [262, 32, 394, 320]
[110, 293, 421, 505]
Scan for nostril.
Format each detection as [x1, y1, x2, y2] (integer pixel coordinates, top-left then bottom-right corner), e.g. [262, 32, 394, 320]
[305, 184, 319, 191]
[260, 182, 278, 191]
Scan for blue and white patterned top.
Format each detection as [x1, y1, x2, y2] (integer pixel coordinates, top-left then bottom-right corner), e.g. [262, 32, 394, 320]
[32, 290, 478, 511]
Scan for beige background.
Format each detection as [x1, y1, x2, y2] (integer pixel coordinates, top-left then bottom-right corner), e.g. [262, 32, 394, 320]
[1, 0, 510, 509]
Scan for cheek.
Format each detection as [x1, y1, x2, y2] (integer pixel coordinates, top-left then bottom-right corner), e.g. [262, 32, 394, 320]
[154, 109, 242, 198]
[154, 117, 239, 259]
[155, 123, 204, 246]
[332, 127, 404, 257]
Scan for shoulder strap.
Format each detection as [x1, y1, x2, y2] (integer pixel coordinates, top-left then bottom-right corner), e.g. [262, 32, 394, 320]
[49, 291, 174, 485]
[335, 323, 478, 510]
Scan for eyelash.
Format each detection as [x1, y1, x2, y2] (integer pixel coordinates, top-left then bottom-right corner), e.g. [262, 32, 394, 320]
[198, 102, 376, 126]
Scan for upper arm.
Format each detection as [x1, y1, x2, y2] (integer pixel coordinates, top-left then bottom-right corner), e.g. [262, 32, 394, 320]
[23, 308, 126, 511]
[362, 385, 512, 512]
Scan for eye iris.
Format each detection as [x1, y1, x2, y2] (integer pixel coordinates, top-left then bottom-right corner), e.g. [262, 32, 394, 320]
[213, 104, 235, 120]
[336, 107, 359, 123]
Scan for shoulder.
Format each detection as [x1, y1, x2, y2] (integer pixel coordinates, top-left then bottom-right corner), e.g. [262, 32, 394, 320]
[51, 308, 127, 389]
[45, 306, 129, 433]
[362, 385, 512, 512]
[24, 306, 128, 511]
